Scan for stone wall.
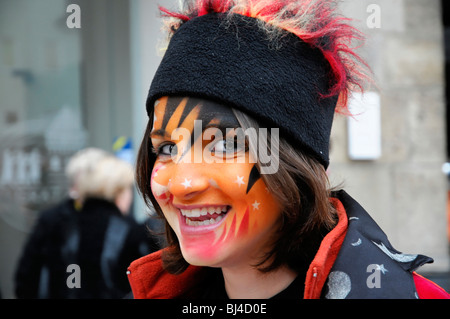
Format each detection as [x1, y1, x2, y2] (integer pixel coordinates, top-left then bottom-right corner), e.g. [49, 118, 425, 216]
[329, 0, 449, 272]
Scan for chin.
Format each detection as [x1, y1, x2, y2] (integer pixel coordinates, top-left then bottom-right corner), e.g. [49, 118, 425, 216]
[179, 242, 223, 267]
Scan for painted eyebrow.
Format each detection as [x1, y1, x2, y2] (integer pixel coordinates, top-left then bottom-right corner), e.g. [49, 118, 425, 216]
[150, 121, 240, 141]
[203, 122, 241, 136]
[150, 129, 170, 138]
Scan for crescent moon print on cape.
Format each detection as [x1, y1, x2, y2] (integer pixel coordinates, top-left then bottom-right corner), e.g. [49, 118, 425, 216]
[351, 238, 362, 247]
[372, 241, 418, 263]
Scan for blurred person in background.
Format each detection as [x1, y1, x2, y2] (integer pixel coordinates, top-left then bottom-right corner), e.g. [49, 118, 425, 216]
[15, 148, 158, 298]
[65, 148, 110, 211]
[14, 147, 108, 298]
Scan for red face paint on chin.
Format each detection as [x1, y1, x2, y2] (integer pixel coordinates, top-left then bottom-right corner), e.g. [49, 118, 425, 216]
[150, 96, 282, 268]
[177, 210, 227, 260]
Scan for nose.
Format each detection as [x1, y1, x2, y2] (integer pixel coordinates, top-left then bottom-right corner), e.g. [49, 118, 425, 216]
[167, 163, 210, 200]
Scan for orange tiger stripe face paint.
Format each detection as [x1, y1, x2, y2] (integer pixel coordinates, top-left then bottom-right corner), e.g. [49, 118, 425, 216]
[150, 96, 282, 267]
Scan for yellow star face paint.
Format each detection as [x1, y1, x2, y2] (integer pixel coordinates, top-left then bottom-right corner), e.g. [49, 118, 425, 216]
[150, 96, 282, 267]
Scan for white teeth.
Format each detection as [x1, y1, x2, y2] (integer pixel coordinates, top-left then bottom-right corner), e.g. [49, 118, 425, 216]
[180, 206, 228, 218]
[191, 209, 201, 217]
[180, 206, 228, 227]
[185, 215, 224, 226]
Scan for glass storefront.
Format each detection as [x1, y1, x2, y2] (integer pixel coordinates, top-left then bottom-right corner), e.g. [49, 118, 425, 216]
[0, 0, 171, 298]
[0, 0, 85, 232]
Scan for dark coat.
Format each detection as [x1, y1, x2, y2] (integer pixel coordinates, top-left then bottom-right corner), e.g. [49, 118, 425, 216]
[15, 197, 159, 299]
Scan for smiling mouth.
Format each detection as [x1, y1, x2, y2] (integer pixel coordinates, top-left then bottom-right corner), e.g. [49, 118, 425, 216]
[180, 205, 230, 226]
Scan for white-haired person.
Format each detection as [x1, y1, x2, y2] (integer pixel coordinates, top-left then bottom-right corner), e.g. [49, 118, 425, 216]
[15, 149, 158, 298]
[71, 155, 159, 298]
[65, 147, 110, 210]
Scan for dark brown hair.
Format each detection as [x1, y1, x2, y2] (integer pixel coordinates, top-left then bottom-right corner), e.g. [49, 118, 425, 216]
[135, 106, 337, 275]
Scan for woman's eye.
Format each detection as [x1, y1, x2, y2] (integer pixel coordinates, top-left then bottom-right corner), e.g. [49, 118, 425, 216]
[211, 140, 229, 153]
[210, 138, 244, 155]
[158, 143, 177, 156]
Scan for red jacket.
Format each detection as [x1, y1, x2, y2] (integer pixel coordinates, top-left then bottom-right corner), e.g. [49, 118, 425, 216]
[127, 194, 450, 299]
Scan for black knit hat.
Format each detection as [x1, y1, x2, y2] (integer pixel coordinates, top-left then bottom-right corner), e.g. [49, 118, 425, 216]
[146, 13, 338, 168]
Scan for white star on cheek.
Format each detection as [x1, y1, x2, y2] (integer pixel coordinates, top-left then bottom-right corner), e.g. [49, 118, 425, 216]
[234, 176, 245, 187]
[181, 178, 192, 189]
[252, 200, 260, 210]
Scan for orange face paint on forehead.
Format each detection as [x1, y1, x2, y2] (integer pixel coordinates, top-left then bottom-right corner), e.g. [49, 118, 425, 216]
[151, 96, 241, 139]
[150, 96, 281, 267]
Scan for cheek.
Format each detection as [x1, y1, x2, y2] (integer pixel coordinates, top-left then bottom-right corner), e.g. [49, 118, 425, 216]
[236, 180, 280, 232]
[206, 177, 281, 265]
[215, 162, 275, 211]
[246, 181, 281, 231]
[150, 163, 172, 206]
[212, 163, 281, 242]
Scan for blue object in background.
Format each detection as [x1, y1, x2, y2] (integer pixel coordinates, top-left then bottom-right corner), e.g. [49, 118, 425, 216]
[113, 136, 134, 165]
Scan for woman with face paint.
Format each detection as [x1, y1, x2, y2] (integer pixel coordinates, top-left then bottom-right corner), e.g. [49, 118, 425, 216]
[127, 0, 450, 299]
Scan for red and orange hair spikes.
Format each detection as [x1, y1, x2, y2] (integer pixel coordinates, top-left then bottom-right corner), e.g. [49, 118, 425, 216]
[159, 0, 371, 113]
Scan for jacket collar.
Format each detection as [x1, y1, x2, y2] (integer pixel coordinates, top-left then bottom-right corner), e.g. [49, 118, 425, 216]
[127, 249, 203, 299]
[321, 190, 433, 299]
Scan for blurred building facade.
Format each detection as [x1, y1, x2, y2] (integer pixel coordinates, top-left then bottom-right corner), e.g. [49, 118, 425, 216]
[0, 0, 448, 298]
[329, 0, 449, 276]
